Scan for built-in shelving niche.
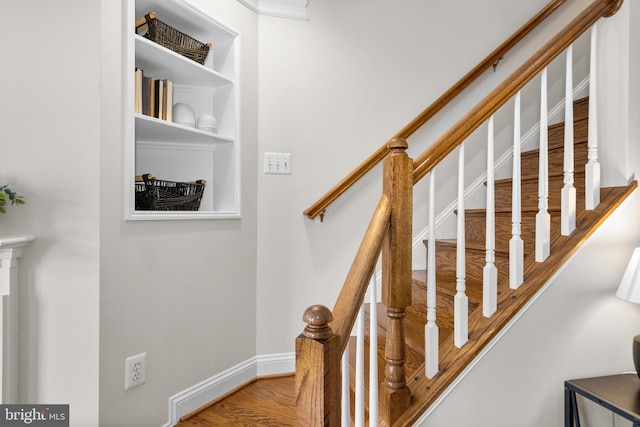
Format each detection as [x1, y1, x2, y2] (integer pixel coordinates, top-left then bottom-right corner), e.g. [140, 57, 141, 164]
[125, 0, 240, 220]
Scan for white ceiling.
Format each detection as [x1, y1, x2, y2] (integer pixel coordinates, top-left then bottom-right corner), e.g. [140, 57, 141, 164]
[237, 0, 309, 20]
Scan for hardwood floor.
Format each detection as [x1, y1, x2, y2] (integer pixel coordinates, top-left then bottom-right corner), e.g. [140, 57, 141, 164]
[175, 375, 295, 426]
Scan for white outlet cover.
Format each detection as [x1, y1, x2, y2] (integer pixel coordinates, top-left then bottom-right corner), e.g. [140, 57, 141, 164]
[125, 352, 147, 390]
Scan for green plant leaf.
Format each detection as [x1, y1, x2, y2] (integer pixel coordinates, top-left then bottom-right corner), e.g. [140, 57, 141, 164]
[0, 184, 25, 213]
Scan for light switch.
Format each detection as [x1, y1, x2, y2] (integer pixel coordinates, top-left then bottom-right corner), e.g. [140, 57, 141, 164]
[264, 152, 292, 175]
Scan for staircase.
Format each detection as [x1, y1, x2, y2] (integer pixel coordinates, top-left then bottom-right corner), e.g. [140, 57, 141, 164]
[176, 94, 636, 426]
[174, 1, 633, 425]
[345, 96, 635, 426]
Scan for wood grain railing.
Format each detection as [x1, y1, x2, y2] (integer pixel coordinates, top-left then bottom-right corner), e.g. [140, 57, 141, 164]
[296, 0, 623, 425]
[302, 0, 567, 221]
[411, 0, 621, 184]
[295, 192, 390, 425]
[296, 139, 409, 426]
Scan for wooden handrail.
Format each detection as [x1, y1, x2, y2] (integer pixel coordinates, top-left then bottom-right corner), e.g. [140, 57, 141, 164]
[303, 0, 567, 220]
[412, 0, 621, 184]
[330, 193, 391, 351]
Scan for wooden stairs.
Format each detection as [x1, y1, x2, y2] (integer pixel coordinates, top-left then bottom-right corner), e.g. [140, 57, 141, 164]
[176, 96, 637, 426]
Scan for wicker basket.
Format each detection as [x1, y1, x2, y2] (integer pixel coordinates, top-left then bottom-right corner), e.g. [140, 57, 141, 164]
[136, 12, 211, 65]
[135, 174, 206, 211]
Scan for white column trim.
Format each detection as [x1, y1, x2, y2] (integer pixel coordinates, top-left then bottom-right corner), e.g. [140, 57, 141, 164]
[0, 235, 35, 404]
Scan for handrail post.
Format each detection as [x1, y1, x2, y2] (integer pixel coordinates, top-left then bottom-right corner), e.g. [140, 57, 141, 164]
[380, 138, 413, 425]
[295, 305, 341, 427]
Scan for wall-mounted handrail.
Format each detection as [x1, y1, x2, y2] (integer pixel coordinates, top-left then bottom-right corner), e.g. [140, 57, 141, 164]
[302, 0, 566, 220]
[411, 0, 620, 184]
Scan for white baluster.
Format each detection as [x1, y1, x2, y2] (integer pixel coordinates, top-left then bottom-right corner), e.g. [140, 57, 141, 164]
[455, 142, 468, 348]
[562, 44, 577, 236]
[536, 67, 551, 262]
[510, 92, 524, 289]
[369, 275, 378, 427]
[484, 116, 497, 317]
[341, 341, 350, 427]
[355, 304, 365, 426]
[425, 171, 439, 378]
[586, 22, 600, 210]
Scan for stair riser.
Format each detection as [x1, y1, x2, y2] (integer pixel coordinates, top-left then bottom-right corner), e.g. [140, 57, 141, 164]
[574, 97, 589, 117]
[495, 173, 585, 211]
[431, 242, 509, 284]
[547, 118, 588, 147]
[409, 280, 461, 340]
[464, 211, 562, 253]
[520, 140, 588, 179]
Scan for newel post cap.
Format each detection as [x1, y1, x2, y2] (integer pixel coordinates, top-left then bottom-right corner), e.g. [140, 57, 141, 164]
[302, 305, 333, 340]
[388, 137, 408, 152]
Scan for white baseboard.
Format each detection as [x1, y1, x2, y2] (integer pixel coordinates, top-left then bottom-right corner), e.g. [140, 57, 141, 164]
[256, 352, 295, 376]
[164, 353, 295, 426]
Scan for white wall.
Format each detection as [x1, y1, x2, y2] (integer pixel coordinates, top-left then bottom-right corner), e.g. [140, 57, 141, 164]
[254, 0, 594, 355]
[0, 1, 101, 425]
[99, 1, 260, 426]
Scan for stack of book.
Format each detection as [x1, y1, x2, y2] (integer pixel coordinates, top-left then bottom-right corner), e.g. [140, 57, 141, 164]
[133, 68, 173, 121]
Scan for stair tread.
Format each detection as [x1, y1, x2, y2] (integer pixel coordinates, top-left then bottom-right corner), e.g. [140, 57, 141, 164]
[495, 169, 585, 185]
[413, 269, 484, 304]
[433, 239, 509, 255]
[464, 207, 561, 215]
[176, 376, 296, 426]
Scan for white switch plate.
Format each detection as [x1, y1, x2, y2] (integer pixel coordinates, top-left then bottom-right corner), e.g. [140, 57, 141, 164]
[264, 152, 292, 175]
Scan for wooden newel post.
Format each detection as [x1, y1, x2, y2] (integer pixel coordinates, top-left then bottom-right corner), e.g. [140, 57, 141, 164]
[381, 137, 413, 425]
[295, 305, 341, 427]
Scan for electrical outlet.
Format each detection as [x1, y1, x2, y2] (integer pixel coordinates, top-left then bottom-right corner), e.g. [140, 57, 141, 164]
[264, 152, 292, 175]
[124, 352, 147, 390]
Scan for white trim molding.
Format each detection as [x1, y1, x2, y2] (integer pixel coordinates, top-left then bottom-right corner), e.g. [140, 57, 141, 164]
[0, 235, 35, 404]
[237, 0, 309, 20]
[164, 352, 295, 426]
